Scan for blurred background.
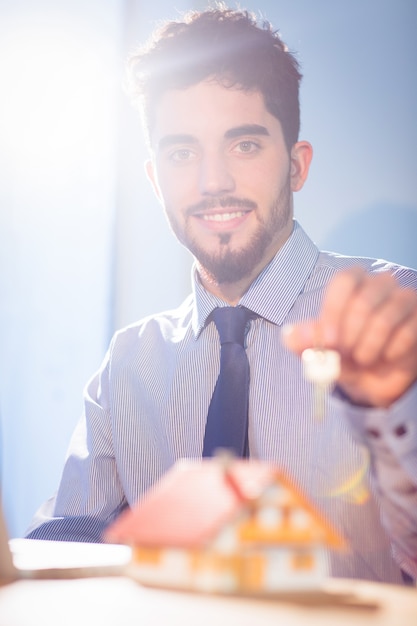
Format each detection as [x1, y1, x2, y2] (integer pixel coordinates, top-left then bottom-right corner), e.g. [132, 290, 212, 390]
[0, 0, 416, 538]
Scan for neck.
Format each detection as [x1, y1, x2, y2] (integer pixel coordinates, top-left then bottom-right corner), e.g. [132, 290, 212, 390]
[197, 268, 254, 305]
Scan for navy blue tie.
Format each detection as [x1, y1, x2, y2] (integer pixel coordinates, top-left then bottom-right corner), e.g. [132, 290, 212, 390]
[203, 306, 253, 458]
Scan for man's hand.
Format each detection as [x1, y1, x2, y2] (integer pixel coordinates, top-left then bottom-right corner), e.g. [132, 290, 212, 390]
[283, 268, 417, 407]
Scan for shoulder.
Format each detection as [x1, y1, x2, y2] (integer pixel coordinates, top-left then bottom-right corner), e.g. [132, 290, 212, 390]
[312, 250, 417, 289]
[109, 293, 195, 356]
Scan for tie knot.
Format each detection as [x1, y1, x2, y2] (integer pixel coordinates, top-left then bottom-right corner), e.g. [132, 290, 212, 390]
[211, 306, 252, 347]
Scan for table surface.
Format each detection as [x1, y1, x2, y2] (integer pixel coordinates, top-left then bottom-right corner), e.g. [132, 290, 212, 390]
[0, 575, 416, 626]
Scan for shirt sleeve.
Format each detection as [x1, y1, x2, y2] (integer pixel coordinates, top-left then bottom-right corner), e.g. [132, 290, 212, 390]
[332, 382, 417, 579]
[25, 344, 128, 542]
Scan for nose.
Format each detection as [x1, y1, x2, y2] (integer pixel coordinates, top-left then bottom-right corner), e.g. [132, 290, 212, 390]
[199, 151, 235, 196]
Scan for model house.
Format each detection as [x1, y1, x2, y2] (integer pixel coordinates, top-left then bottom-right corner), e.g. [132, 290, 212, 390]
[106, 457, 344, 594]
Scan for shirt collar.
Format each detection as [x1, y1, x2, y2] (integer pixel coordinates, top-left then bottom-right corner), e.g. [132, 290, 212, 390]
[191, 220, 319, 337]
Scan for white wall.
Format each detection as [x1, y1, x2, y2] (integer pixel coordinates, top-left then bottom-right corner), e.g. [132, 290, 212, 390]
[0, 0, 125, 537]
[1, 0, 415, 538]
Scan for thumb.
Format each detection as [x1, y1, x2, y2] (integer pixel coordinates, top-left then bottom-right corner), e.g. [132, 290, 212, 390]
[281, 322, 320, 355]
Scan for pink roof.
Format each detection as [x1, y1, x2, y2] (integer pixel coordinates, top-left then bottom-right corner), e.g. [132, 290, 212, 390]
[106, 459, 280, 548]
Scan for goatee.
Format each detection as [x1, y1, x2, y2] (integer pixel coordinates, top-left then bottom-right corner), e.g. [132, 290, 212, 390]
[166, 182, 292, 284]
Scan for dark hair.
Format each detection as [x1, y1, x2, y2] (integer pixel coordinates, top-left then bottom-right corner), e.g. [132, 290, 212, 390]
[128, 6, 302, 151]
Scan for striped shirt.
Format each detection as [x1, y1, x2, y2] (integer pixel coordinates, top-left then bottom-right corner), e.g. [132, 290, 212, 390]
[27, 221, 417, 583]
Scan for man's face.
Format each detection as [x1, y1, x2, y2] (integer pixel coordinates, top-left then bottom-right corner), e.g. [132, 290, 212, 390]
[146, 80, 311, 287]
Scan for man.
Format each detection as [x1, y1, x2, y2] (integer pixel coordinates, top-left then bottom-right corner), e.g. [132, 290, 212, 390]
[27, 7, 417, 583]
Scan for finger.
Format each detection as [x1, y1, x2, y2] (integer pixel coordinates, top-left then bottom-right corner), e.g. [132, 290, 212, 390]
[333, 272, 399, 355]
[385, 318, 417, 362]
[351, 286, 417, 365]
[282, 269, 384, 353]
[319, 267, 367, 346]
[281, 321, 319, 354]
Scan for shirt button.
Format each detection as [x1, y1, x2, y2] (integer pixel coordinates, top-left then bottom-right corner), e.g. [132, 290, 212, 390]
[393, 424, 407, 437]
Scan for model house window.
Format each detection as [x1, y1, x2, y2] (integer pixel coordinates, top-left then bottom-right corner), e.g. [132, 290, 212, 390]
[290, 552, 314, 571]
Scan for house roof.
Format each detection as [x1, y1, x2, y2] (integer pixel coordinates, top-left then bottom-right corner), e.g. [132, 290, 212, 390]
[106, 458, 343, 549]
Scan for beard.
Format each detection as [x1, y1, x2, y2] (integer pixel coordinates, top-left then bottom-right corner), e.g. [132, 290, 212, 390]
[165, 180, 292, 284]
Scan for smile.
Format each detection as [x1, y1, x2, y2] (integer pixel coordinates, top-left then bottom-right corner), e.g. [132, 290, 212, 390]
[202, 211, 248, 222]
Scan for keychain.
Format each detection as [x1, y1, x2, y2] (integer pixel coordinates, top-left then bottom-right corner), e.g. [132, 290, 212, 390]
[302, 347, 370, 502]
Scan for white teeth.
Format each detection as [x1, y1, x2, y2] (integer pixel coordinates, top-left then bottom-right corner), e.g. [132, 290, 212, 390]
[202, 211, 246, 222]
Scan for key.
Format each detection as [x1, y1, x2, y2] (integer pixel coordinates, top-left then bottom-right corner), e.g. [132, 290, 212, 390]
[302, 348, 341, 419]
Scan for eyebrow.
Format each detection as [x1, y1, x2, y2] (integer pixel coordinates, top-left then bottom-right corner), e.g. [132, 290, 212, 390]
[224, 124, 270, 139]
[158, 134, 198, 151]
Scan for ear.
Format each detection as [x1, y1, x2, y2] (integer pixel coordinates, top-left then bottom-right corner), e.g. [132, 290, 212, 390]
[145, 159, 163, 203]
[290, 141, 313, 192]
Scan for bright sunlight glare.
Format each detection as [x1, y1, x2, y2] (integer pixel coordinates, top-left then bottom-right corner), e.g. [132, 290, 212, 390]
[0, 12, 120, 179]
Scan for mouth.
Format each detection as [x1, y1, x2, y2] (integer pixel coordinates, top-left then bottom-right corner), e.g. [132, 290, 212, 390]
[201, 210, 249, 222]
[188, 197, 256, 231]
[193, 208, 253, 233]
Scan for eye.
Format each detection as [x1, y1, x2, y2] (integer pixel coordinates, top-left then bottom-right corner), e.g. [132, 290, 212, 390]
[169, 148, 195, 163]
[234, 140, 260, 154]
